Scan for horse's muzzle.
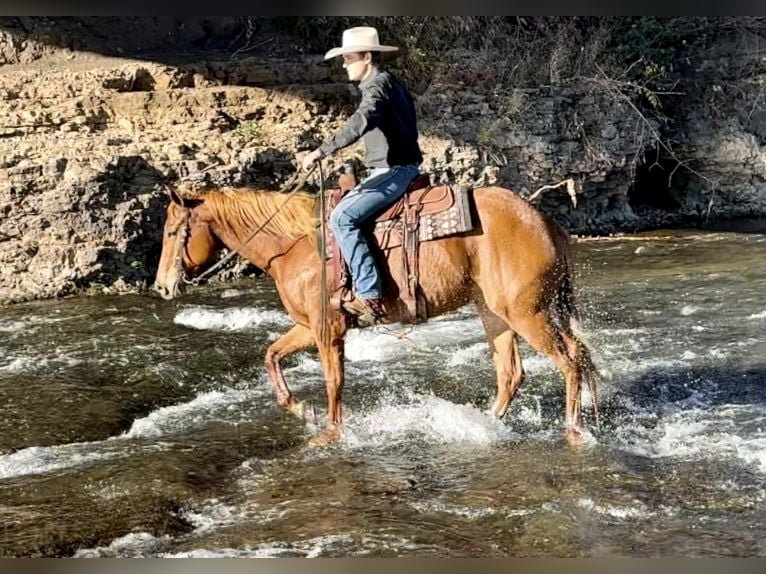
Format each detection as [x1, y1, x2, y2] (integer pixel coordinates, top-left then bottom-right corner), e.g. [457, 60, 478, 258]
[153, 281, 182, 300]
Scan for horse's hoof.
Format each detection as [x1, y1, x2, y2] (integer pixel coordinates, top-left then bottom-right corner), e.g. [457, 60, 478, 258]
[308, 426, 341, 448]
[288, 400, 316, 423]
[565, 426, 585, 446]
[285, 400, 302, 418]
[491, 402, 509, 419]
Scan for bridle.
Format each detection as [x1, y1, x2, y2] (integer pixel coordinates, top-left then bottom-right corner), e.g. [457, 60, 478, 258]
[165, 163, 323, 288]
[169, 207, 196, 286]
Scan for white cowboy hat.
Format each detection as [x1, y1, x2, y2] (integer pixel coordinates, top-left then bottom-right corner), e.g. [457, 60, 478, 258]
[324, 26, 399, 60]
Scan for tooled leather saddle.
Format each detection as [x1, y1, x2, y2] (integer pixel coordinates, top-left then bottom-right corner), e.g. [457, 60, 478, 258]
[322, 166, 474, 324]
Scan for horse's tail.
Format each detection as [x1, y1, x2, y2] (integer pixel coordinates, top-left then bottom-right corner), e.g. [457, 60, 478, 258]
[555, 258, 602, 428]
[555, 258, 580, 330]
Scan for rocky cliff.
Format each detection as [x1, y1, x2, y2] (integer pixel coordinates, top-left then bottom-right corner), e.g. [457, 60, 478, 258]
[1, 17, 765, 304]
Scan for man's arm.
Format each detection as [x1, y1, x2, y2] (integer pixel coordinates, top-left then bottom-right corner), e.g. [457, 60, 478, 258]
[318, 80, 386, 157]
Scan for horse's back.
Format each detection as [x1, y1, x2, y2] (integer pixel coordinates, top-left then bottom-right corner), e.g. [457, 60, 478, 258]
[470, 186, 566, 255]
[385, 184, 570, 318]
[454, 185, 570, 311]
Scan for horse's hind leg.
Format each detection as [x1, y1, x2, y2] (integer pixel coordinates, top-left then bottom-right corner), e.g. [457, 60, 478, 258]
[506, 309, 584, 444]
[558, 328, 600, 428]
[264, 324, 315, 419]
[476, 299, 525, 418]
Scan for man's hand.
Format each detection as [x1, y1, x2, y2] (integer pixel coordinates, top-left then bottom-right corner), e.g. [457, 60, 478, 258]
[301, 149, 323, 171]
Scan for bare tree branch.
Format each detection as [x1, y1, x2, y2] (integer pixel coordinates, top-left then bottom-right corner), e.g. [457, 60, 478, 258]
[585, 63, 719, 219]
[527, 178, 578, 206]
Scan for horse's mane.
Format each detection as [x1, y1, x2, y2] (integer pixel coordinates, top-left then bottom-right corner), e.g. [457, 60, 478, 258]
[188, 187, 319, 244]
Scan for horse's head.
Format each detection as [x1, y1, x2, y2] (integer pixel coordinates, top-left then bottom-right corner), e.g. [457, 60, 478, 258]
[153, 186, 221, 300]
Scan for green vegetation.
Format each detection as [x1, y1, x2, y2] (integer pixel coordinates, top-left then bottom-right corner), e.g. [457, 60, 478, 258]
[85, 282, 106, 296]
[233, 120, 264, 145]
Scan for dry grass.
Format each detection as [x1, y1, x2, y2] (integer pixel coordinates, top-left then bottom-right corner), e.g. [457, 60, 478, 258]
[274, 16, 766, 94]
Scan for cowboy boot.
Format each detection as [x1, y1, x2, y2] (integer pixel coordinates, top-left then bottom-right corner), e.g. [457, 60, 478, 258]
[342, 296, 386, 326]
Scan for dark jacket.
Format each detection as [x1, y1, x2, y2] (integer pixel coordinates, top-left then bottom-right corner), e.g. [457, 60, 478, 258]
[319, 68, 423, 169]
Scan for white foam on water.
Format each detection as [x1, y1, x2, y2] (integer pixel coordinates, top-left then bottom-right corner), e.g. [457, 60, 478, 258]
[162, 547, 290, 558]
[0, 444, 123, 480]
[515, 398, 543, 426]
[182, 499, 249, 533]
[0, 386, 265, 480]
[174, 306, 292, 331]
[708, 348, 728, 359]
[220, 288, 260, 299]
[748, 310, 766, 320]
[520, 354, 557, 373]
[0, 352, 82, 374]
[680, 305, 700, 316]
[447, 341, 556, 374]
[619, 404, 766, 474]
[447, 342, 487, 367]
[0, 356, 38, 373]
[160, 533, 418, 558]
[342, 392, 516, 447]
[411, 500, 497, 519]
[600, 327, 650, 336]
[283, 354, 322, 374]
[0, 315, 70, 333]
[345, 311, 482, 363]
[594, 354, 689, 388]
[505, 508, 537, 517]
[182, 497, 292, 536]
[0, 319, 27, 333]
[166, 534, 355, 558]
[578, 497, 654, 520]
[87, 482, 138, 502]
[74, 532, 167, 558]
[343, 328, 422, 362]
[118, 388, 263, 439]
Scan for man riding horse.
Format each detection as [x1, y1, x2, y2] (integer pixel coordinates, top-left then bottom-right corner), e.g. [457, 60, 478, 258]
[153, 26, 601, 446]
[301, 26, 422, 325]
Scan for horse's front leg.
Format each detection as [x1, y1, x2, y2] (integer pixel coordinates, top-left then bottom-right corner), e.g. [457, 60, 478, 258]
[264, 323, 315, 419]
[309, 320, 347, 447]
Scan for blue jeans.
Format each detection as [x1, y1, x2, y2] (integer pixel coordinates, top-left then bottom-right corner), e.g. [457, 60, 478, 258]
[330, 165, 420, 299]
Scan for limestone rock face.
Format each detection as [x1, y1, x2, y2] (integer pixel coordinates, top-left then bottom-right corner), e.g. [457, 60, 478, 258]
[1, 18, 765, 303]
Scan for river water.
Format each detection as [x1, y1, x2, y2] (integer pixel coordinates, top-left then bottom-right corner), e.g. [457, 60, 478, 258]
[1, 230, 765, 557]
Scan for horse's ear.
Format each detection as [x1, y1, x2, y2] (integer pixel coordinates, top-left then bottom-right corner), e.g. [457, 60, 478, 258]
[165, 184, 202, 208]
[165, 184, 186, 207]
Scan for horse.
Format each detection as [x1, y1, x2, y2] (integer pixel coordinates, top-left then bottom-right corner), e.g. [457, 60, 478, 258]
[153, 180, 599, 446]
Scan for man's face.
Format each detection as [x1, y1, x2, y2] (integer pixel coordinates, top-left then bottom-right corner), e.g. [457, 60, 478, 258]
[342, 52, 371, 82]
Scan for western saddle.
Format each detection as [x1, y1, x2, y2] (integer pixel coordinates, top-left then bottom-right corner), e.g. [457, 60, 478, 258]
[322, 166, 474, 325]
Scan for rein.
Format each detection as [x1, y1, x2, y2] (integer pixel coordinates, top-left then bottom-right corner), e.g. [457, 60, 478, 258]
[172, 211, 192, 285]
[317, 162, 329, 347]
[172, 166, 317, 287]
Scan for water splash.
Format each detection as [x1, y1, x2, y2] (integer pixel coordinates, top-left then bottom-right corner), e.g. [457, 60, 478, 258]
[174, 306, 292, 331]
[342, 392, 517, 448]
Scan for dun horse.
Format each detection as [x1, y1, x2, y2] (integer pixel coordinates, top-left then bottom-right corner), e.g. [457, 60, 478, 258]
[153, 181, 599, 445]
